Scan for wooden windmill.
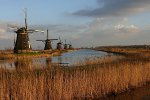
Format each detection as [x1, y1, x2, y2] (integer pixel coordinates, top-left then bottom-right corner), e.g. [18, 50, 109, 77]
[63, 40, 73, 50]
[37, 29, 58, 50]
[11, 9, 44, 53]
[63, 40, 68, 50]
[68, 41, 73, 49]
[56, 36, 63, 50]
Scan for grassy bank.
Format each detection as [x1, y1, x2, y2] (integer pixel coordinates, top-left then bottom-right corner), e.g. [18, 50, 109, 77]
[0, 49, 74, 60]
[94, 45, 150, 57]
[0, 55, 150, 99]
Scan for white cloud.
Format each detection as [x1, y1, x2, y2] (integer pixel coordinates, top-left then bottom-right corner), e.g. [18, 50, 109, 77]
[114, 24, 139, 33]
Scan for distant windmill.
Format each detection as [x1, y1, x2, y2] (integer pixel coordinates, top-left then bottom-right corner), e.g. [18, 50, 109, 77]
[9, 9, 44, 53]
[68, 41, 73, 49]
[56, 36, 63, 50]
[63, 40, 68, 50]
[37, 29, 58, 50]
[63, 40, 73, 50]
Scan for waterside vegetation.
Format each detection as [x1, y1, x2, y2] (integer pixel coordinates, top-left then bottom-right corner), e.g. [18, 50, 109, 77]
[0, 49, 75, 60]
[1, 46, 150, 99]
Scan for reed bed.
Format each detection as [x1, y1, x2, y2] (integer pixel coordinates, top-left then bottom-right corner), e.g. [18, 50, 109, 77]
[0, 49, 73, 60]
[0, 56, 150, 99]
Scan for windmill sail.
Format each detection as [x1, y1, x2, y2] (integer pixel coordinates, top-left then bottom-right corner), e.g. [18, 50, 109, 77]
[36, 29, 58, 50]
[24, 8, 28, 30]
[13, 10, 42, 53]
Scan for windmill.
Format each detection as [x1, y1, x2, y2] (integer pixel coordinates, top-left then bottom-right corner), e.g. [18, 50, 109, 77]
[68, 41, 73, 49]
[56, 36, 63, 50]
[63, 40, 73, 50]
[63, 40, 68, 50]
[37, 29, 58, 50]
[9, 9, 44, 53]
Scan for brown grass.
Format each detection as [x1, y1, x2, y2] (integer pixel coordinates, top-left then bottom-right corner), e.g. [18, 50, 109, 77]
[0, 49, 74, 61]
[0, 55, 150, 99]
[95, 46, 150, 57]
[0, 52, 53, 60]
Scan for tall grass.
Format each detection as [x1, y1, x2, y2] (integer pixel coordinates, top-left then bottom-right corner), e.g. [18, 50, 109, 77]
[0, 49, 72, 60]
[0, 56, 150, 99]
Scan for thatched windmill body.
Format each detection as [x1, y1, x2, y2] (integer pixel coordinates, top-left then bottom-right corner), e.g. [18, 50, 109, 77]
[63, 40, 73, 50]
[68, 42, 73, 49]
[56, 37, 63, 50]
[12, 10, 44, 53]
[63, 40, 68, 50]
[14, 27, 30, 53]
[37, 29, 58, 50]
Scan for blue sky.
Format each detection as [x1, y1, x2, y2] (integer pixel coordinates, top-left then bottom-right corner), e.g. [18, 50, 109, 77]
[0, 0, 150, 49]
[0, 0, 95, 24]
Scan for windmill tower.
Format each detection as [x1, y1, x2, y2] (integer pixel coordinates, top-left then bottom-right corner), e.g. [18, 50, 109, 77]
[14, 27, 30, 53]
[37, 29, 58, 50]
[13, 9, 43, 53]
[64, 40, 68, 50]
[68, 41, 73, 49]
[56, 36, 63, 50]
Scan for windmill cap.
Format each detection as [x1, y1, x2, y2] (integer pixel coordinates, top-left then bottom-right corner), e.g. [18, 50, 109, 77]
[16, 27, 27, 33]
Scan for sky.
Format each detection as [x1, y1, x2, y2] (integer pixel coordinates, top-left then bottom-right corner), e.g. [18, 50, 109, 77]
[0, 0, 150, 49]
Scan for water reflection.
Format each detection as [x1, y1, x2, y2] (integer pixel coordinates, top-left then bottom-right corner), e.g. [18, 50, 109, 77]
[0, 49, 107, 70]
[52, 49, 107, 65]
[14, 58, 33, 71]
[46, 57, 52, 68]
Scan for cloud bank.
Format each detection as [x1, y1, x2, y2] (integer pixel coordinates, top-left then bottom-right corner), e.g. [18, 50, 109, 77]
[73, 0, 150, 17]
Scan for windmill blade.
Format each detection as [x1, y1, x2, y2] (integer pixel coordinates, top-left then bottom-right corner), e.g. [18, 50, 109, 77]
[27, 29, 45, 33]
[7, 24, 20, 29]
[8, 27, 17, 30]
[24, 8, 28, 29]
[34, 30, 44, 32]
[36, 40, 45, 42]
[36, 40, 46, 44]
[27, 30, 35, 33]
[58, 36, 63, 43]
[50, 39, 58, 40]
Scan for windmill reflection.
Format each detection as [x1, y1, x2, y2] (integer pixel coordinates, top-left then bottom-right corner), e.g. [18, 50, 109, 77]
[57, 56, 69, 66]
[46, 57, 52, 68]
[15, 58, 33, 71]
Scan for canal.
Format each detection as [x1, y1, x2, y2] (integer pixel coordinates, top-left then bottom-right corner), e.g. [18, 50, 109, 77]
[0, 49, 107, 69]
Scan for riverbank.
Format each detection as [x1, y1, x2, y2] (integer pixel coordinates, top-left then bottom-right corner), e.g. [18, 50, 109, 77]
[0, 49, 75, 60]
[94, 45, 150, 58]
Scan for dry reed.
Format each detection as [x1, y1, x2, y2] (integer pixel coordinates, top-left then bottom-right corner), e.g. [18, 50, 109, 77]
[0, 56, 150, 99]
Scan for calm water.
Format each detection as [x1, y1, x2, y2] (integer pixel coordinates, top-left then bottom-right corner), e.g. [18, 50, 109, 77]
[0, 49, 107, 69]
[52, 49, 107, 65]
